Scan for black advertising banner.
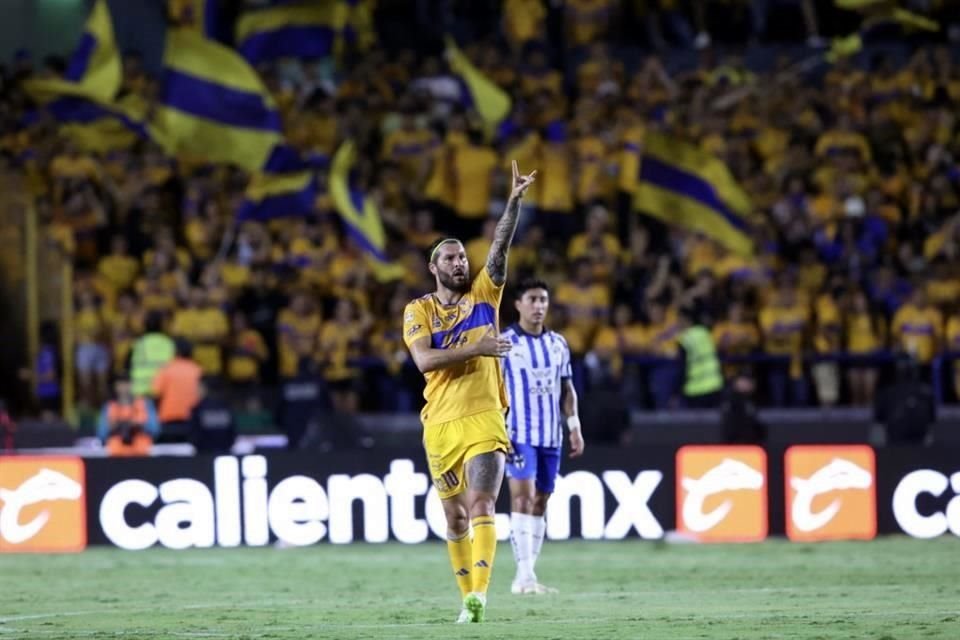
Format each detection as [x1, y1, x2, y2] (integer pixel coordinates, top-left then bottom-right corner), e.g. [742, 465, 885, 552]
[83, 447, 677, 549]
[5, 445, 957, 552]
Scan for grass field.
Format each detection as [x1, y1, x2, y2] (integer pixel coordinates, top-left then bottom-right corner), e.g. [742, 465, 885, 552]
[1, 537, 958, 639]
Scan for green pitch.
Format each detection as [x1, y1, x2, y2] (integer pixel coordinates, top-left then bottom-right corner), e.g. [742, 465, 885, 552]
[2, 537, 957, 639]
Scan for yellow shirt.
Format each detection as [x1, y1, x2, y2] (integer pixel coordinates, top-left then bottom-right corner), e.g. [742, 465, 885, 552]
[75, 308, 105, 344]
[926, 278, 960, 309]
[465, 237, 489, 277]
[538, 143, 574, 212]
[170, 308, 229, 375]
[947, 317, 960, 354]
[504, 0, 546, 45]
[759, 304, 809, 377]
[592, 324, 644, 376]
[712, 321, 759, 358]
[227, 329, 268, 382]
[318, 321, 365, 381]
[403, 268, 506, 427]
[566, 0, 611, 46]
[424, 131, 467, 207]
[640, 319, 680, 358]
[846, 312, 884, 354]
[616, 125, 644, 192]
[97, 255, 140, 293]
[554, 282, 610, 338]
[575, 134, 610, 203]
[452, 145, 498, 218]
[277, 310, 322, 378]
[813, 296, 842, 353]
[891, 304, 942, 364]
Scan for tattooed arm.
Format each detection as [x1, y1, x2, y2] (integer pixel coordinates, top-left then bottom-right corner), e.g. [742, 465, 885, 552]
[485, 160, 537, 285]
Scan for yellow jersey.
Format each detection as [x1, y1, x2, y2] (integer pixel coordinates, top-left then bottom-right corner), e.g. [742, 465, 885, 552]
[891, 304, 942, 364]
[403, 268, 507, 427]
[846, 312, 884, 354]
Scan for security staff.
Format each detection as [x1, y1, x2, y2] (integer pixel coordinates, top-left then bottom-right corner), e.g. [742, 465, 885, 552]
[678, 308, 724, 409]
[130, 312, 175, 397]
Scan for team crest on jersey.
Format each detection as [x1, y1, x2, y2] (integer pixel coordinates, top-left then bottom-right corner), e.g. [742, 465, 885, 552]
[459, 300, 472, 315]
[404, 311, 415, 323]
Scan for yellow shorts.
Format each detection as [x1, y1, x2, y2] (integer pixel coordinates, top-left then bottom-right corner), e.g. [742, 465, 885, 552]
[423, 409, 510, 500]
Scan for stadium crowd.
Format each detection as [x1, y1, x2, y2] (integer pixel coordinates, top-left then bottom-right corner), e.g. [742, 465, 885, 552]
[5, 0, 960, 429]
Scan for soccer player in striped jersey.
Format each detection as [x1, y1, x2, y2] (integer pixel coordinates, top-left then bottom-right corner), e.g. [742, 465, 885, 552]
[503, 278, 585, 595]
[403, 161, 536, 624]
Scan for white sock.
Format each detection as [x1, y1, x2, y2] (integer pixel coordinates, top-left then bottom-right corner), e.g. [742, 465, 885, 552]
[530, 515, 546, 575]
[510, 512, 536, 583]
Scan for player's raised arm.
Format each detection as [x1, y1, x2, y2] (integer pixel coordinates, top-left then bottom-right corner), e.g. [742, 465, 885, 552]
[485, 160, 536, 285]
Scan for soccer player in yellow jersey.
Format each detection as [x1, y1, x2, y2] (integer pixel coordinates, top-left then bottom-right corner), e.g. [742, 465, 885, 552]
[403, 161, 536, 624]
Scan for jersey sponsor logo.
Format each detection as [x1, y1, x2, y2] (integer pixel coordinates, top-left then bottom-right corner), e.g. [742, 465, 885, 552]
[893, 469, 960, 538]
[405, 324, 422, 337]
[785, 445, 876, 541]
[0, 456, 87, 553]
[676, 446, 767, 542]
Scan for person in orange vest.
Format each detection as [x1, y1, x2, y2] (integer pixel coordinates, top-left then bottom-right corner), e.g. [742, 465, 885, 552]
[96, 373, 159, 456]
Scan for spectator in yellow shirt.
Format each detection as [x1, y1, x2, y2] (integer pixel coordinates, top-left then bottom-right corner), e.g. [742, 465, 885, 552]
[891, 289, 942, 366]
[465, 219, 496, 278]
[811, 289, 842, 407]
[451, 129, 498, 239]
[170, 289, 229, 376]
[759, 283, 809, 407]
[554, 258, 610, 344]
[503, 0, 546, 52]
[276, 292, 322, 379]
[845, 290, 885, 406]
[97, 235, 140, 300]
[945, 311, 960, 402]
[589, 303, 644, 386]
[535, 120, 576, 242]
[317, 299, 371, 414]
[567, 205, 621, 283]
[75, 290, 109, 409]
[712, 301, 759, 379]
[226, 312, 268, 388]
[640, 300, 681, 410]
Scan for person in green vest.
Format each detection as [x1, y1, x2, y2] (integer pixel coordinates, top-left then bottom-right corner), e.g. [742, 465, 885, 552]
[677, 308, 724, 409]
[129, 312, 175, 397]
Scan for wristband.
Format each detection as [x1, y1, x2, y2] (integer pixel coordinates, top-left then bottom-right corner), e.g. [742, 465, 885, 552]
[566, 416, 581, 432]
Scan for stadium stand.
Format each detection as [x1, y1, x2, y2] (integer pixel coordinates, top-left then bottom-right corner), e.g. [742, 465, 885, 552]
[4, 0, 960, 449]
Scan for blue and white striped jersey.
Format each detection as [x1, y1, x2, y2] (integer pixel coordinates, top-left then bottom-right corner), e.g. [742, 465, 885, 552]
[502, 324, 572, 448]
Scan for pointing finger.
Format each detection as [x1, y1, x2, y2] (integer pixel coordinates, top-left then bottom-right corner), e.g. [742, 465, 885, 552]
[512, 160, 519, 180]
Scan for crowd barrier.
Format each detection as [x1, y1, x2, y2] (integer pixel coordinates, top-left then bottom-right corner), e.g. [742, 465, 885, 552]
[1, 444, 957, 553]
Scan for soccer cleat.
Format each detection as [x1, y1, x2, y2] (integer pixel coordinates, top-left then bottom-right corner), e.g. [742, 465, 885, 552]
[529, 583, 559, 595]
[511, 580, 558, 595]
[463, 592, 486, 623]
[456, 608, 472, 624]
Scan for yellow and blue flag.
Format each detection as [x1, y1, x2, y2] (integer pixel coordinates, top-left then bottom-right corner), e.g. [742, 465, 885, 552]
[236, 1, 347, 65]
[329, 141, 405, 282]
[24, 0, 121, 104]
[237, 170, 317, 222]
[154, 28, 296, 172]
[445, 37, 511, 129]
[634, 132, 754, 256]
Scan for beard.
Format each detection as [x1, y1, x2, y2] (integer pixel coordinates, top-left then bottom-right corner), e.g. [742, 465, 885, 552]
[437, 269, 470, 294]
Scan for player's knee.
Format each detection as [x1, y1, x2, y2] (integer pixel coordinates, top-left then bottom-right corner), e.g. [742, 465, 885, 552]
[469, 494, 497, 519]
[511, 493, 534, 514]
[532, 492, 550, 516]
[443, 503, 470, 536]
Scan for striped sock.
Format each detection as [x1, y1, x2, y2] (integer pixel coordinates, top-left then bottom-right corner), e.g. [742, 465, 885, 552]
[447, 530, 473, 598]
[471, 516, 498, 595]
